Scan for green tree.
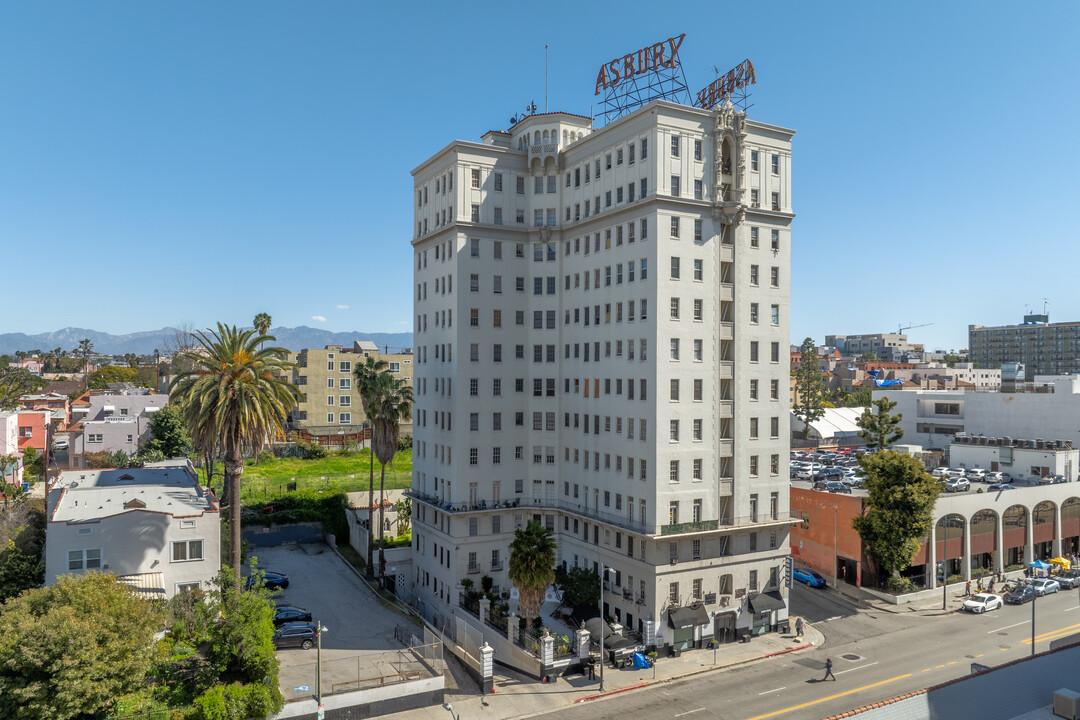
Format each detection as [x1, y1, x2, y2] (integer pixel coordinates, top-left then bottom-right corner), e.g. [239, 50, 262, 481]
[792, 337, 826, 437]
[368, 372, 413, 577]
[393, 496, 411, 535]
[852, 450, 940, 582]
[0, 572, 163, 720]
[122, 353, 141, 370]
[0, 497, 46, 602]
[20, 448, 42, 482]
[143, 403, 194, 459]
[942, 353, 961, 368]
[0, 367, 47, 410]
[77, 338, 93, 390]
[0, 455, 21, 508]
[353, 356, 388, 579]
[252, 313, 272, 338]
[554, 565, 601, 609]
[842, 387, 874, 408]
[508, 520, 556, 622]
[205, 567, 281, 690]
[169, 324, 298, 584]
[857, 396, 904, 449]
[87, 365, 141, 389]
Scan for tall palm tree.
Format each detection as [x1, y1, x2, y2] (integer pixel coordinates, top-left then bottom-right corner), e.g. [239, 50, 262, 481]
[353, 356, 387, 579]
[169, 323, 298, 584]
[508, 521, 557, 622]
[368, 372, 413, 579]
[253, 313, 272, 338]
[77, 339, 93, 390]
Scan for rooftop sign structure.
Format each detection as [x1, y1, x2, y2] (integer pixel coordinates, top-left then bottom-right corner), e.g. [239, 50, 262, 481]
[594, 34, 691, 124]
[591, 35, 756, 124]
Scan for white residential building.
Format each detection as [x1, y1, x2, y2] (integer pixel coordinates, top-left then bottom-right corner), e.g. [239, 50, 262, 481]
[408, 99, 795, 650]
[45, 460, 220, 598]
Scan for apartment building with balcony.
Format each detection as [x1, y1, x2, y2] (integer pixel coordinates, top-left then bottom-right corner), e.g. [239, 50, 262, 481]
[286, 341, 413, 445]
[969, 314, 1080, 376]
[409, 99, 796, 650]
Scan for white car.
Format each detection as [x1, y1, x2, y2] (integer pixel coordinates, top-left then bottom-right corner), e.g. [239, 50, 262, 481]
[51, 438, 69, 451]
[1029, 578, 1060, 596]
[985, 471, 1005, 483]
[796, 465, 822, 480]
[931, 467, 948, 478]
[962, 593, 1003, 613]
[944, 468, 967, 479]
[965, 468, 987, 481]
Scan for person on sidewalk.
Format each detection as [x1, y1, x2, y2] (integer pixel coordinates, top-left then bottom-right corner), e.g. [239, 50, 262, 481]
[795, 617, 804, 638]
[823, 658, 836, 681]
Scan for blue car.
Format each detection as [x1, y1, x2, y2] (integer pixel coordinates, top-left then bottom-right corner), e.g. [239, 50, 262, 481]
[794, 567, 826, 588]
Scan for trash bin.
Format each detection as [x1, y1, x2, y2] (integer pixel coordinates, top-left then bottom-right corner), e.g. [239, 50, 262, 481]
[741, 633, 752, 644]
[779, 621, 790, 634]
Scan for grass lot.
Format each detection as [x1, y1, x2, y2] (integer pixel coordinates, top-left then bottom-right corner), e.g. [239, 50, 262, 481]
[200, 449, 413, 505]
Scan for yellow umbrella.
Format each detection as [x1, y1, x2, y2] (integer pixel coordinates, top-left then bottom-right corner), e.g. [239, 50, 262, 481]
[1049, 556, 1071, 570]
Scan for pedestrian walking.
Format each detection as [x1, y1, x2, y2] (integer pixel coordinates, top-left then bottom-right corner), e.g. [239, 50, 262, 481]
[795, 617, 805, 638]
[823, 658, 836, 681]
[965, 580, 971, 596]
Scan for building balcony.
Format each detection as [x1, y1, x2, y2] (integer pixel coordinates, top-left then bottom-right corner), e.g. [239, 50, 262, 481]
[719, 282, 734, 302]
[657, 510, 801, 537]
[718, 400, 734, 418]
[660, 519, 719, 536]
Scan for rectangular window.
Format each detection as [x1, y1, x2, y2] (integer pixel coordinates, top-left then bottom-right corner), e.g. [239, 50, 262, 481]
[750, 418, 759, 439]
[670, 256, 680, 279]
[751, 150, 759, 171]
[771, 229, 780, 250]
[670, 135, 680, 157]
[749, 455, 759, 477]
[771, 266, 779, 287]
[693, 418, 702, 441]
[171, 540, 204, 562]
[771, 305, 779, 325]
[750, 264, 758, 285]
[771, 154, 780, 175]
[471, 168, 481, 188]
[670, 216, 680, 239]
[750, 303, 759, 324]
[670, 176, 680, 197]
[771, 342, 780, 363]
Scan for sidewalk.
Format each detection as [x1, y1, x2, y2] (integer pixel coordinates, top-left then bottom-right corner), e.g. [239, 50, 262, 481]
[830, 572, 1031, 616]
[382, 625, 825, 720]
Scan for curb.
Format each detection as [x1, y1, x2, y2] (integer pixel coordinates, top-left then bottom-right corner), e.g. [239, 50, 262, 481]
[574, 682, 651, 703]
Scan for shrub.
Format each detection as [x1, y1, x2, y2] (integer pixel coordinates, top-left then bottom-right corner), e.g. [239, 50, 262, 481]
[257, 450, 275, 464]
[240, 490, 348, 542]
[192, 681, 282, 720]
[295, 440, 328, 460]
[397, 435, 413, 452]
[886, 576, 916, 594]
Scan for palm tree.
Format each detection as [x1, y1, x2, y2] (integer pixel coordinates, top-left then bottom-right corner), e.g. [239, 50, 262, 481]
[353, 356, 387, 579]
[253, 313, 272, 338]
[368, 372, 413, 579]
[77, 339, 93, 390]
[169, 323, 298, 584]
[508, 521, 557, 623]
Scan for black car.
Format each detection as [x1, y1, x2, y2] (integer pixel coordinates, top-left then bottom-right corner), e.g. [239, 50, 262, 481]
[246, 571, 290, 590]
[272, 622, 318, 650]
[1003, 585, 1035, 605]
[817, 467, 846, 479]
[274, 606, 313, 625]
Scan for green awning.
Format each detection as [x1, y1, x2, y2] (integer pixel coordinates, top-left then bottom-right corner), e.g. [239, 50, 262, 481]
[747, 591, 786, 613]
[668, 602, 710, 629]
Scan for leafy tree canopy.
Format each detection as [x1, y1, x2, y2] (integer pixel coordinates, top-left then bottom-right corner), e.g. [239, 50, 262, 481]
[852, 450, 940, 579]
[0, 573, 163, 720]
[87, 365, 149, 389]
[143, 403, 193, 459]
[554, 565, 600, 609]
[0, 367, 47, 410]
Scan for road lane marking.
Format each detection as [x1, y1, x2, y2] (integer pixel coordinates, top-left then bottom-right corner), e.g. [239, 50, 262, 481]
[1022, 623, 1080, 645]
[974, 654, 984, 658]
[835, 661, 879, 675]
[758, 687, 787, 695]
[988, 621, 1028, 633]
[674, 708, 706, 717]
[1067, 605, 1080, 612]
[743, 674, 913, 720]
[946, 661, 957, 666]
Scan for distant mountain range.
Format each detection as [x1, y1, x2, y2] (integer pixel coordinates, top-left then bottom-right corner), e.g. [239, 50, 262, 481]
[0, 327, 414, 356]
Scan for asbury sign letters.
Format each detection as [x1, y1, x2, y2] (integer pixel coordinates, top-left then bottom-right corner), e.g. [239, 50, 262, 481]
[594, 33, 686, 95]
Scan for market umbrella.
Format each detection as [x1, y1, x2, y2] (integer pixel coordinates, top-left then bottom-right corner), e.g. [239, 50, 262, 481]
[1029, 559, 1052, 570]
[1049, 557, 1071, 570]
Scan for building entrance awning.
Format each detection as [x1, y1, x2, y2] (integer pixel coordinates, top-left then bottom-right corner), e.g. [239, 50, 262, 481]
[747, 591, 786, 614]
[667, 602, 710, 629]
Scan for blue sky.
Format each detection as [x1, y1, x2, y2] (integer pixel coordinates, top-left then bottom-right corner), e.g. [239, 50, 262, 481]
[2, 1, 1077, 351]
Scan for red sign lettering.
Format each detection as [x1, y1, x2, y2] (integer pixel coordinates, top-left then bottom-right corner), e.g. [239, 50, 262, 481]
[695, 59, 756, 110]
[595, 34, 686, 96]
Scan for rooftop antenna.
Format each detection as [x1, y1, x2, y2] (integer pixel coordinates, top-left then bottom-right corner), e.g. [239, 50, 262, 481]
[545, 44, 549, 113]
[1043, 298, 1050, 314]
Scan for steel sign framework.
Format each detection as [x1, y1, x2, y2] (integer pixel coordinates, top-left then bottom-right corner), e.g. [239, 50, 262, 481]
[594, 34, 692, 124]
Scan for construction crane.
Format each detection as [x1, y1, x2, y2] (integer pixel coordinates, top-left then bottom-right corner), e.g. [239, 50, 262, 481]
[898, 322, 933, 335]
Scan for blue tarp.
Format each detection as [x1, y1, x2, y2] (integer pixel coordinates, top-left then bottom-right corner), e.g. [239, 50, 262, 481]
[632, 652, 651, 669]
[1029, 559, 1052, 570]
[874, 379, 904, 387]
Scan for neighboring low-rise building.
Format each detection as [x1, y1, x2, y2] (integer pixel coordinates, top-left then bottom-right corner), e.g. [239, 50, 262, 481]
[15, 410, 50, 475]
[969, 313, 1080, 376]
[19, 392, 71, 430]
[0, 410, 24, 487]
[948, 434, 1077, 482]
[45, 460, 220, 598]
[825, 332, 917, 361]
[68, 389, 167, 468]
[874, 375, 1080, 449]
[286, 342, 413, 445]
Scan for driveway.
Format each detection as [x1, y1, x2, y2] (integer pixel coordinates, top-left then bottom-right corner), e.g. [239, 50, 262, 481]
[247, 543, 417, 700]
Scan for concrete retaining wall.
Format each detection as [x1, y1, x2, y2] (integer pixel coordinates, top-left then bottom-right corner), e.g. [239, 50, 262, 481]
[270, 675, 444, 720]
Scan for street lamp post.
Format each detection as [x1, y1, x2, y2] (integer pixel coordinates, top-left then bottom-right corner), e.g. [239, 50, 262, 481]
[942, 523, 948, 611]
[599, 564, 612, 692]
[1031, 586, 1036, 657]
[316, 621, 328, 712]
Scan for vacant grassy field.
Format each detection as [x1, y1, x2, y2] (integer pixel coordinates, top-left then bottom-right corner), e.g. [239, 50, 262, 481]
[200, 449, 413, 504]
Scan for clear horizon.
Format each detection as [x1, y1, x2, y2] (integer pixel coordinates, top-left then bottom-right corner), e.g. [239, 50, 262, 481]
[3, 1, 1077, 352]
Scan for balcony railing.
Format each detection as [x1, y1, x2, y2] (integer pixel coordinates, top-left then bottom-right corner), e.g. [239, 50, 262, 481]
[660, 510, 801, 536]
[661, 519, 719, 536]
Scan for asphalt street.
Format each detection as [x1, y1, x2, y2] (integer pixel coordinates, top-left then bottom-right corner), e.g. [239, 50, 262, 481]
[535, 584, 1080, 720]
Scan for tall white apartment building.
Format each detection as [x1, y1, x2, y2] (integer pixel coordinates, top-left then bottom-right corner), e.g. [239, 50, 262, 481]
[409, 99, 795, 649]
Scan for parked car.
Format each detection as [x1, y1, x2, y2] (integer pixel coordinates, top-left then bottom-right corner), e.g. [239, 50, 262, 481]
[944, 468, 967, 479]
[791, 451, 808, 459]
[1003, 585, 1035, 604]
[247, 570, 290, 590]
[796, 465, 822, 480]
[825, 481, 852, 494]
[51, 438, 69, 451]
[987, 483, 1015, 492]
[1054, 570, 1080, 589]
[985, 471, 1006, 483]
[793, 568, 827, 588]
[273, 606, 313, 625]
[945, 477, 971, 493]
[931, 467, 948, 478]
[1028, 578, 1060, 596]
[272, 622, 318, 650]
[965, 468, 987, 482]
[815, 467, 846, 480]
[1035, 474, 1068, 485]
[962, 593, 1003, 613]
